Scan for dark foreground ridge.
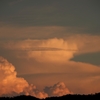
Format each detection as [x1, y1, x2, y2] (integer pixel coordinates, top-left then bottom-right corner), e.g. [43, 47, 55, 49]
[0, 93, 100, 100]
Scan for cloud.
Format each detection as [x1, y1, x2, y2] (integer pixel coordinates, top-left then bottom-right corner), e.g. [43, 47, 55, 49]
[0, 56, 75, 98]
[1, 34, 100, 63]
[26, 38, 77, 63]
[1, 38, 78, 63]
[0, 56, 48, 99]
[23, 84, 48, 99]
[0, 25, 100, 58]
[0, 25, 86, 39]
[0, 26, 64, 39]
[0, 56, 28, 95]
[66, 34, 100, 54]
[0, 33, 100, 95]
[44, 82, 73, 97]
[16, 58, 100, 95]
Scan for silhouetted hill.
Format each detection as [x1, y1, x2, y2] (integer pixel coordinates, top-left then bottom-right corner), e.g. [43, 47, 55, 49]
[0, 95, 39, 100]
[1, 93, 100, 100]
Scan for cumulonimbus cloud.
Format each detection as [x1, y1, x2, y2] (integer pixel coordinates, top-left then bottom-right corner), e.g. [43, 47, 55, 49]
[0, 56, 73, 98]
[0, 25, 100, 96]
[1, 34, 100, 63]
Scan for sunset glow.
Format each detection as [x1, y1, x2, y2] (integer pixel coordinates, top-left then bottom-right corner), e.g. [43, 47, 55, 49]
[0, 0, 100, 99]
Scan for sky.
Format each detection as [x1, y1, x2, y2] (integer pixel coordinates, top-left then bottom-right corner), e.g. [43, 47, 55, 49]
[0, 0, 100, 99]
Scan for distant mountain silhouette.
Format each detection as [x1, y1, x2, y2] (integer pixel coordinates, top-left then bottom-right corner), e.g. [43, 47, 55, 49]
[0, 93, 100, 100]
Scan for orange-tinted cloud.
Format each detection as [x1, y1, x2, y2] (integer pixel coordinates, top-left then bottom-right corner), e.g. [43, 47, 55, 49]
[27, 38, 77, 63]
[1, 34, 100, 64]
[0, 32, 100, 95]
[1, 38, 77, 63]
[44, 82, 73, 97]
[0, 26, 66, 39]
[0, 25, 86, 39]
[0, 56, 48, 99]
[65, 34, 100, 54]
[0, 56, 29, 95]
[1, 56, 76, 98]
[23, 84, 48, 99]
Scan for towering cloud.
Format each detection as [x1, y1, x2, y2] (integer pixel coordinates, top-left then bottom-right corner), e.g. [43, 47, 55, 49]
[0, 56, 48, 99]
[44, 82, 73, 97]
[0, 56, 74, 99]
[0, 56, 28, 95]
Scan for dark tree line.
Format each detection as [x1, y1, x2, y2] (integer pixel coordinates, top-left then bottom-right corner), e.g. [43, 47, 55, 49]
[0, 93, 100, 100]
